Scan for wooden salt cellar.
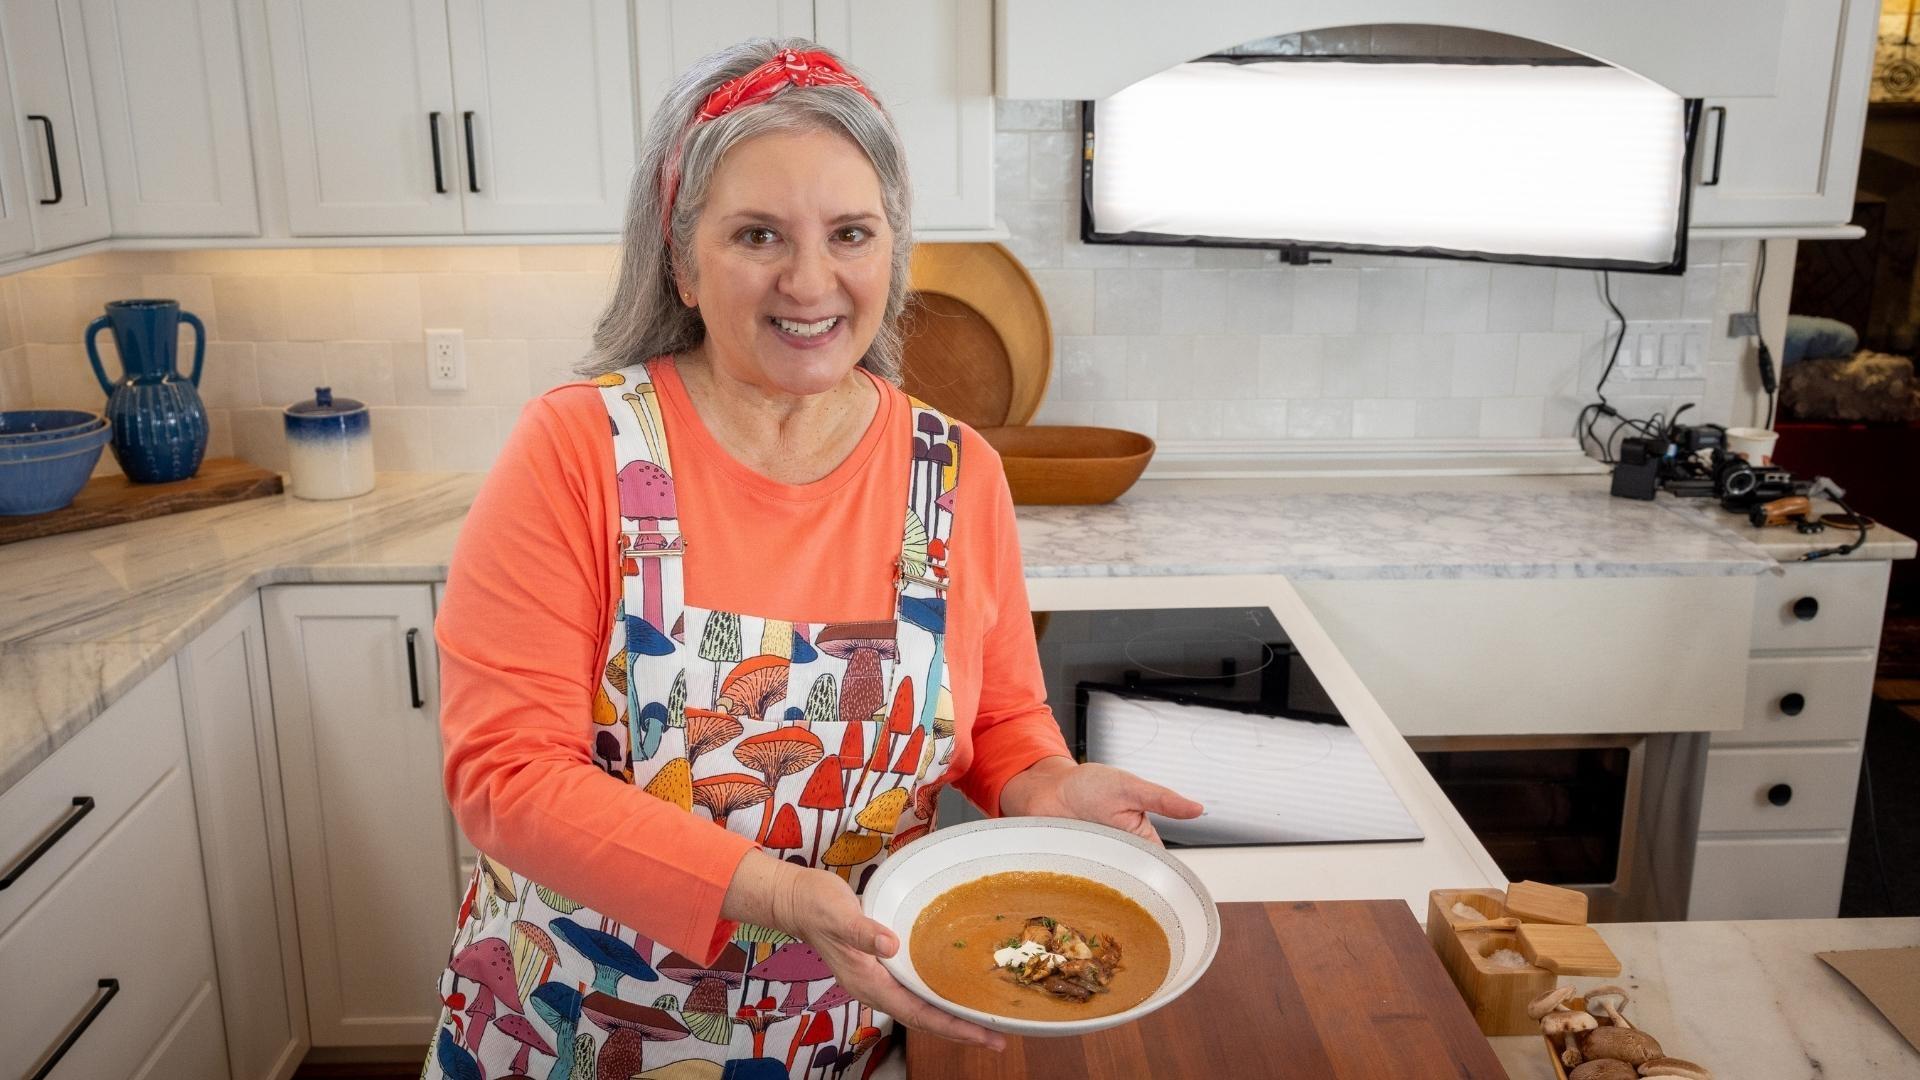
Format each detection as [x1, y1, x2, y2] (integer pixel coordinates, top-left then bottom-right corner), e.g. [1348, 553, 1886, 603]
[1426, 881, 1618, 1036]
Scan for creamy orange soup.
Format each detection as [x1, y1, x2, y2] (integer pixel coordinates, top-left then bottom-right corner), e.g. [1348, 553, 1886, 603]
[908, 870, 1170, 1020]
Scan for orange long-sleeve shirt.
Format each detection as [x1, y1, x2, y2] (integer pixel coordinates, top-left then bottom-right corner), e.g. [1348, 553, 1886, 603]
[436, 357, 1069, 962]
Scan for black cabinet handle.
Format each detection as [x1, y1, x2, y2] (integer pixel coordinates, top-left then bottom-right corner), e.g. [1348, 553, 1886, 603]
[429, 111, 446, 194]
[1767, 783, 1793, 807]
[462, 111, 480, 193]
[1779, 692, 1806, 716]
[0, 796, 94, 891]
[1792, 596, 1820, 621]
[406, 628, 425, 709]
[1703, 105, 1726, 186]
[27, 115, 61, 205]
[30, 978, 119, 1080]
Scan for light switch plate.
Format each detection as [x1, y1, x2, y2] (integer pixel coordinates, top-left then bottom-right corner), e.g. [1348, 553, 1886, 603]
[1615, 319, 1708, 381]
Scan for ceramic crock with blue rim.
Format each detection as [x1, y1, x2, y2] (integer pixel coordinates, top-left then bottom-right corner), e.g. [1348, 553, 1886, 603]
[283, 386, 375, 499]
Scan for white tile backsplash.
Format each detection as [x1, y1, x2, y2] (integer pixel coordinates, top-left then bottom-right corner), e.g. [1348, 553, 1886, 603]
[0, 100, 1765, 475]
[1291, 268, 1360, 334]
[1423, 265, 1491, 334]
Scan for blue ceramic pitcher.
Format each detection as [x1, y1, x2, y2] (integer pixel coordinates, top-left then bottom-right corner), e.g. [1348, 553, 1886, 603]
[86, 298, 208, 483]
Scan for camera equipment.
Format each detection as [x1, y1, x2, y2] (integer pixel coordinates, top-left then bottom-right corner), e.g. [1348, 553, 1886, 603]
[1609, 421, 1805, 503]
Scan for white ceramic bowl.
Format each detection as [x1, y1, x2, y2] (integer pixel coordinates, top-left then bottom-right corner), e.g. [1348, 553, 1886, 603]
[861, 817, 1220, 1037]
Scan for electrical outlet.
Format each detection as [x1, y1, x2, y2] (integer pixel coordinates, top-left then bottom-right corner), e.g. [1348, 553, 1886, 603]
[426, 328, 466, 391]
[1727, 312, 1760, 337]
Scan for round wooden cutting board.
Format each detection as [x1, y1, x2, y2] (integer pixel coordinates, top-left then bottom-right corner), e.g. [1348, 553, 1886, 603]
[901, 242, 1052, 429]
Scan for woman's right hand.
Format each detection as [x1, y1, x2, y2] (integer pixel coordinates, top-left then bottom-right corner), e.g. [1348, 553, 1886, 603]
[772, 864, 1006, 1052]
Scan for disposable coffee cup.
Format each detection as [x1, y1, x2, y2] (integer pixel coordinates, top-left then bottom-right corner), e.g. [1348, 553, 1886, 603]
[1725, 427, 1778, 466]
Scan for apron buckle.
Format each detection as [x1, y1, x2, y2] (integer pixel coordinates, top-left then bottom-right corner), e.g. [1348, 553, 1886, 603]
[894, 557, 948, 593]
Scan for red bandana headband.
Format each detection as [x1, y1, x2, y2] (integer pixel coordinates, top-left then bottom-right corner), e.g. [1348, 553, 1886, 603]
[659, 48, 879, 246]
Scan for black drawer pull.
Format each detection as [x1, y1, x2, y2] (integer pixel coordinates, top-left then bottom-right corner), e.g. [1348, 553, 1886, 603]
[463, 111, 480, 193]
[428, 111, 446, 194]
[27, 114, 61, 205]
[1779, 692, 1806, 717]
[1791, 596, 1819, 621]
[0, 796, 95, 891]
[1767, 783, 1793, 807]
[30, 978, 119, 1080]
[406, 628, 425, 709]
[1703, 105, 1726, 186]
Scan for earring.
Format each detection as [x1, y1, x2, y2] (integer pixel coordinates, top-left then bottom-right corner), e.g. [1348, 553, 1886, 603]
[681, 292, 695, 307]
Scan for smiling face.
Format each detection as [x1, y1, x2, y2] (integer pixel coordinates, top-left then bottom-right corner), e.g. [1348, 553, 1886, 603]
[679, 126, 893, 399]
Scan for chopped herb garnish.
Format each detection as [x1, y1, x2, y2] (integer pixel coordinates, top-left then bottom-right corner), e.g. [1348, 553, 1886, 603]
[994, 914, 1005, 921]
[953, 941, 966, 949]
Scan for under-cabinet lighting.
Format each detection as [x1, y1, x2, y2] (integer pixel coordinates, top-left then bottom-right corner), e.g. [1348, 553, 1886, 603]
[1086, 58, 1694, 271]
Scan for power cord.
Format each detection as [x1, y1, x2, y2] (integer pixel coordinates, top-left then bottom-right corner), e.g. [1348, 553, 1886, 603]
[1575, 272, 1682, 462]
[1751, 240, 1778, 428]
[1798, 478, 1870, 562]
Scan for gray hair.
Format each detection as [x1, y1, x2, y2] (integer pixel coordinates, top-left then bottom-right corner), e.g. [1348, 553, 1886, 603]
[579, 38, 913, 383]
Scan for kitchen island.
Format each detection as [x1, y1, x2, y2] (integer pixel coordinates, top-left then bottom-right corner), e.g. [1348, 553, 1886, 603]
[1, 467, 1910, 1069]
[1490, 916, 1920, 1079]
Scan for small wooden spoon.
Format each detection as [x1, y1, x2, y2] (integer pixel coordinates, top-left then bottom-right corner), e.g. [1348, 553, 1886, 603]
[1452, 916, 1522, 932]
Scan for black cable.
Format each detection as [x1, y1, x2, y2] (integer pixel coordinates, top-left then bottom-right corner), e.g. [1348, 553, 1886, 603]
[1799, 491, 1871, 562]
[1575, 271, 1634, 462]
[1752, 240, 1777, 429]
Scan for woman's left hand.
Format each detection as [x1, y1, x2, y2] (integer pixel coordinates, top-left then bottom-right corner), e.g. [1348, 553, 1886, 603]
[999, 757, 1204, 844]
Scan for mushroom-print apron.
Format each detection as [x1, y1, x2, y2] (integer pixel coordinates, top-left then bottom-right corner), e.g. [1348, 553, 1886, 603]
[424, 361, 961, 1080]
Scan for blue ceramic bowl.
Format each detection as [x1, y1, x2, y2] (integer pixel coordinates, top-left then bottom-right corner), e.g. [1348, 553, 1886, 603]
[0, 422, 111, 514]
[0, 409, 106, 444]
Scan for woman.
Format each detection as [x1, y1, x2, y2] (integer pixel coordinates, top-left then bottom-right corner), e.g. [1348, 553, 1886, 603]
[423, 39, 1202, 1080]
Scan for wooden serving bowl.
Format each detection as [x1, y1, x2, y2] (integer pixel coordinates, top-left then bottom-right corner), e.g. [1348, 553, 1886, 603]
[975, 425, 1154, 505]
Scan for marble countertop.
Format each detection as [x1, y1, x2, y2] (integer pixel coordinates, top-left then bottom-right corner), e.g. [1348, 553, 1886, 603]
[0, 469, 1902, 795]
[1490, 917, 1920, 1079]
[1, 473, 481, 794]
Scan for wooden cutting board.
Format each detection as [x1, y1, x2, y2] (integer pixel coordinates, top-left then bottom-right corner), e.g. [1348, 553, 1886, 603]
[907, 900, 1509, 1079]
[0, 457, 282, 545]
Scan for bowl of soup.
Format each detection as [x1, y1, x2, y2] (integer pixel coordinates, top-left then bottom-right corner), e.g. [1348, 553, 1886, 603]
[861, 817, 1219, 1037]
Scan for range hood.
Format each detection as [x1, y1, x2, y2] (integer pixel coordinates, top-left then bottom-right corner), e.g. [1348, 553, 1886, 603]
[998, 0, 1787, 102]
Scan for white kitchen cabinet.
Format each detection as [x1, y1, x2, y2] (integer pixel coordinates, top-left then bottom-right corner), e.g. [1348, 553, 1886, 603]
[178, 594, 307, 1080]
[633, 0, 996, 234]
[81, 0, 260, 237]
[1688, 0, 1878, 229]
[0, 660, 229, 1080]
[264, 0, 462, 236]
[264, 583, 462, 1047]
[266, 0, 633, 237]
[445, 0, 634, 234]
[816, 0, 994, 232]
[633, 0, 813, 137]
[1690, 557, 1894, 920]
[0, 0, 111, 251]
[0, 34, 34, 260]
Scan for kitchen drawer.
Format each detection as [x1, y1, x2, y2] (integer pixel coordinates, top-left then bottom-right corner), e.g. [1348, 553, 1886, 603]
[1713, 652, 1876, 747]
[1698, 745, 1861, 833]
[1689, 834, 1848, 920]
[0, 754, 224, 1079]
[1750, 561, 1890, 652]
[0, 660, 184, 932]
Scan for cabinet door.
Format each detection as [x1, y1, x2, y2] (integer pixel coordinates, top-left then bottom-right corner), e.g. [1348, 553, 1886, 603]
[1689, 0, 1878, 227]
[264, 0, 461, 236]
[633, 0, 813, 135]
[264, 583, 460, 1047]
[0, 661, 230, 1080]
[0, 0, 111, 250]
[433, 580, 480, 883]
[178, 593, 308, 1080]
[81, 0, 260, 236]
[0, 40, 34, 259]
[446, 0, 634, 233]
[815, 0, 994, 232]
